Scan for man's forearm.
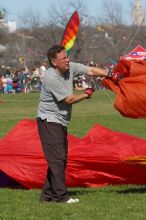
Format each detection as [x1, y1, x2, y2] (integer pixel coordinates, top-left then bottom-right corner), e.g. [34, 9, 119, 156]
[88, 66, 108, 77]
[64, 93, 89, 104]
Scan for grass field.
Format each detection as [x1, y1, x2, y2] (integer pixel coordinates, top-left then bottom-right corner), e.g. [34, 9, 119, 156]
[0, 91, 146, 220]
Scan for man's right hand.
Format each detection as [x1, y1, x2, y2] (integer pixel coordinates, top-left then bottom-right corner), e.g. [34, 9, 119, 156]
[84, 88, 95, 98]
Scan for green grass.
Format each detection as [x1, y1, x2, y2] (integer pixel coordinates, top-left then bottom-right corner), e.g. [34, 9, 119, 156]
[0, 186, 146, 220]
[0, 91, 146, 220]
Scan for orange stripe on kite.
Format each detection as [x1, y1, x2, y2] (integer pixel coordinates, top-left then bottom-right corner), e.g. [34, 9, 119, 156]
[125, 156, 146, 165]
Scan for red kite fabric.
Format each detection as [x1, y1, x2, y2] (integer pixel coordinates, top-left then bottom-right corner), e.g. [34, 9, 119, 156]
[61, 11, 80, 55]
[0, 119, 146, 189]
[103, 59, 146, 118]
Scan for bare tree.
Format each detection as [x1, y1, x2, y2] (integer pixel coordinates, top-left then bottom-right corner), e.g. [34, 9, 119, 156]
[2, 0, 146, 66]
[18, 8, 42, 30]
[102, 0, 123, 25]
[46, 0, 87, 26]
[93, 0, 128, 60]
[0, 8, 8, 55]
[0, 8, 7, 20]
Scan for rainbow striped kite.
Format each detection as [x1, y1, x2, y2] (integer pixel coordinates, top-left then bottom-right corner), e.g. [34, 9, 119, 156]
[61, 11, 80, 55]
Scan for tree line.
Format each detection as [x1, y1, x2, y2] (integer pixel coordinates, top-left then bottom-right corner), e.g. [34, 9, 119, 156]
[0, 0, 146, 67]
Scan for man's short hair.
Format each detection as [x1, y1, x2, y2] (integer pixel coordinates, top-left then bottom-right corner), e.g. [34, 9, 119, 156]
[47, 45, 65, 67]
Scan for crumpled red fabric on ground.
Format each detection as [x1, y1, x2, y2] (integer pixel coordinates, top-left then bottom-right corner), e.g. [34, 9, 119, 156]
[0, 119, 146, 189]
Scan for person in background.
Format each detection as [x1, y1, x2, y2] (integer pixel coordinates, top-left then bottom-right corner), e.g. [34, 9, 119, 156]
[7, 77, 13, 93]
[37, 45, 120, 204]
[0, 77, 3, 93]
[34, 61, 41, 77]
[1, 75, 7, 94]
[34, 61, 48, 83]
[39, 62, 48, 83]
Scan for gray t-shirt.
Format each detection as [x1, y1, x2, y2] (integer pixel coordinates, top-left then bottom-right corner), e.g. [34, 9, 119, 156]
[37, 62, 88, 127]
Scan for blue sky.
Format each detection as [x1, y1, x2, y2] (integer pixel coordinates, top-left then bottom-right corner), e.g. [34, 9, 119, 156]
[0, 0, 146, 26]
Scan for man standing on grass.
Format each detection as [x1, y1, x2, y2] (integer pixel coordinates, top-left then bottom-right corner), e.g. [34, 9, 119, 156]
[37, 45, 119, 204]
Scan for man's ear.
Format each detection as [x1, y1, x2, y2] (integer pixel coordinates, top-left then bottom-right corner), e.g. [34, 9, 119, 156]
[51, 59, 57, 67]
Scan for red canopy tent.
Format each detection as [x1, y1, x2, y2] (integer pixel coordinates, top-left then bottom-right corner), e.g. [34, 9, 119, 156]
[120, 45, 146, 61]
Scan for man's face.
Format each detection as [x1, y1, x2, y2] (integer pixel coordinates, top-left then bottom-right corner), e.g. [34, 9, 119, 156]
[52, 50, 70, 73]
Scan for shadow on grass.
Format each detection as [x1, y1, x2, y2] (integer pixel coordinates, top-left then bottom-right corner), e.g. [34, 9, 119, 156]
[68, 188, 97, 196]
[103, 185, 146, 194]
[116, 187, 146, 194]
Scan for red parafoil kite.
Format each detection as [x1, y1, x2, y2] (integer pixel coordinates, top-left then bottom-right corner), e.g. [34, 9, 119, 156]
[0, 119, 146, 189]
[103, 59, 146, 118]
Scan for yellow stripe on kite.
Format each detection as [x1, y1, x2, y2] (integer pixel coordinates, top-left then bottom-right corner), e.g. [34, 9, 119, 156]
[64, 36, 76, 50]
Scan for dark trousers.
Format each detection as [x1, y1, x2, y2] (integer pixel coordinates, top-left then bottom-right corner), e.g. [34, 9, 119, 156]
[37, 118, 69, 202]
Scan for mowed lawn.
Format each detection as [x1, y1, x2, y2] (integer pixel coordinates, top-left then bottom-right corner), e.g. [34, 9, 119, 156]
[0, 91, 146, 220]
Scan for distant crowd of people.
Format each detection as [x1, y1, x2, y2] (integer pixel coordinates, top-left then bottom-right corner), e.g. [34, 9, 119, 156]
[0, 60, 116, 94]
[0, 61, 48, 94]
